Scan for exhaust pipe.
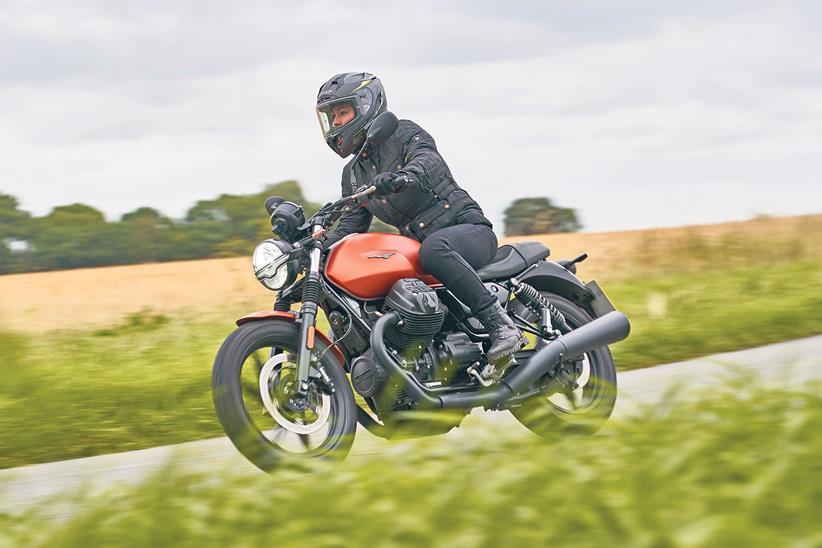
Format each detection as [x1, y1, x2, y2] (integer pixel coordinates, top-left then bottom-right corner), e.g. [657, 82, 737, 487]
[370, 311, 442, 408]
[370, 310, 631, 410]
[500, 310, 630, 395]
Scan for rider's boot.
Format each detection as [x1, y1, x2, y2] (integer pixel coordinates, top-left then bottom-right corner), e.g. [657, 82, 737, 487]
[475, 301, 528, 365]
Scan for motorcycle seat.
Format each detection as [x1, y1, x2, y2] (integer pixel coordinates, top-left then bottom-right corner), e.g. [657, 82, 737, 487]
[476, 242, 550, 282]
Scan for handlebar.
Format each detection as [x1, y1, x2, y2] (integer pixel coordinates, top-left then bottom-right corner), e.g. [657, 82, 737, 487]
[310, 185, 377, 223]
[267, 184, 378, 249]
[288, 184, 378, 246]
[348, 185, 377, 202]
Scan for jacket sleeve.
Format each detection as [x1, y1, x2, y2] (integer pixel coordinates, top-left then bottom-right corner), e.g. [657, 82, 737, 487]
[324, 167, 374, 247]
[394, 126, 445, 194]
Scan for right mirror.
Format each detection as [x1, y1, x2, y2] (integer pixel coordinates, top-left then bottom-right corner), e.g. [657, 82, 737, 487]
[366, 111, 399, 144]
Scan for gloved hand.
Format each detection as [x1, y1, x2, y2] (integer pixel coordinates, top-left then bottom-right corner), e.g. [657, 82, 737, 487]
[373, 172, 410, 196]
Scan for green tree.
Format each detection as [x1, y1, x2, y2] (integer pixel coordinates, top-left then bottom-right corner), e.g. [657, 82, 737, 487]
[32, 203, 118, 269]
[1, 180, 329, 272]
[0, 194, 34, 273]
[120, 207, 173, 262]
[0, 194, 31, 239]
[503, 197, 582, 237]
[185, 180, 321, 257]
[121, 207, 171, 225]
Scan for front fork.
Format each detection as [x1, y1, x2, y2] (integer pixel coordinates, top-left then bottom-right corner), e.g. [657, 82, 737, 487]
[295, 232, 324, 395]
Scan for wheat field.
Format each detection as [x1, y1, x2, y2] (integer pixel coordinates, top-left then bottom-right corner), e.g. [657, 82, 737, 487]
[1, 214, 819, 333]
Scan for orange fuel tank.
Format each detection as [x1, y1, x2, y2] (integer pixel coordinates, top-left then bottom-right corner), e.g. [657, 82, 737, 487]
[324, 233, 441, 299]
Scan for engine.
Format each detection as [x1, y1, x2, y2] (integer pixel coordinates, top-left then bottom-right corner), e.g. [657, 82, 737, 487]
[382, 278, 445, 357]
[351, 278, 486, 409]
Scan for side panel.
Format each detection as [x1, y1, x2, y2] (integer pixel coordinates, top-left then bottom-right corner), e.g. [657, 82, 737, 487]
[235, 310, 346, 365]
[325, 233, 440, 299]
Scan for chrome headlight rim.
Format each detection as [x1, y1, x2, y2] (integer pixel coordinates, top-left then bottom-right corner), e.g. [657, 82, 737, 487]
[252, 239, 296, 291]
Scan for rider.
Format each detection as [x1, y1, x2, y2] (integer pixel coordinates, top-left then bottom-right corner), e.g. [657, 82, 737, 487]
[316, 72, 526, 364]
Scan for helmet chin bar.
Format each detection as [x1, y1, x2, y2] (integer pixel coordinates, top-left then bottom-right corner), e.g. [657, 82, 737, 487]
[327, 126, 366, 158]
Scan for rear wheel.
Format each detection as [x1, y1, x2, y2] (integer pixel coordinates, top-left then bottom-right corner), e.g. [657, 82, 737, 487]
[212, 319, 356, 472]
[509, 292, 617, 437]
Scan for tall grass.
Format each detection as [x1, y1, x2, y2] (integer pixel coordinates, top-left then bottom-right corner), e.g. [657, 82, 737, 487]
[525, 213, 822, 282]
[0, 316, 229, 469]
[3, 381, 820, 547]
[626, 214, 822, 277]
[608, 259, 822, 368]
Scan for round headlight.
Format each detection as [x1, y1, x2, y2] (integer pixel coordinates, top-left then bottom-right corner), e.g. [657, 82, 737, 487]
[252, 239, 292, 290]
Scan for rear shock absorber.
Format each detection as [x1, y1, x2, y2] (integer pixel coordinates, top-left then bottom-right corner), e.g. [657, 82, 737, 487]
[510, 279, 571, 334]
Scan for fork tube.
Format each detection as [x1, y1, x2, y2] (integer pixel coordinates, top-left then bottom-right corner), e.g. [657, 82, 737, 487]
[296, 230, 323, 389]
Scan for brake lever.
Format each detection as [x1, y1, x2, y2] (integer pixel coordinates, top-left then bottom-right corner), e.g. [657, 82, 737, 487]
[349, 185, 377, 202]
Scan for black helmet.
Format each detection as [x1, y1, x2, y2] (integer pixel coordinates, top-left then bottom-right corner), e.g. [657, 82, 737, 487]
[316, 72, 387, 157]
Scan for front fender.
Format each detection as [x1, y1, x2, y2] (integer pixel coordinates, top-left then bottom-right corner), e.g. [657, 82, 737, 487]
[235, 310, 346, 366]
[236, 310, 296, 326]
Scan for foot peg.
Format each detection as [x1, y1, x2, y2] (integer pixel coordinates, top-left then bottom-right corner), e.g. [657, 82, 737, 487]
[468, 356, 518, 386]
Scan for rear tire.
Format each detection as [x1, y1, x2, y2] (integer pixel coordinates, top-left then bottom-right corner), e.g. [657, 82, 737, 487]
[508, 292, 617, 437]
[212, 319, 356, 473]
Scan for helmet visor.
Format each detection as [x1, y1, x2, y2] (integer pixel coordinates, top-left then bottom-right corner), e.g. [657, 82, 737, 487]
[316, 98, 360, 138]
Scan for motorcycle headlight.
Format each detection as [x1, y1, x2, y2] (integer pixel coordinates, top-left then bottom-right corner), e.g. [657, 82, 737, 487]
[252, 239, 294, 291]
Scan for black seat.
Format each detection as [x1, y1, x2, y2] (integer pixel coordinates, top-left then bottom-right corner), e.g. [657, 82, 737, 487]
[476, 242, 550, 282]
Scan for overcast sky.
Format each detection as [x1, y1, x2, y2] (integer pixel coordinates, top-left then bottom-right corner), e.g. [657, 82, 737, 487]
[1, 0, 820, 232]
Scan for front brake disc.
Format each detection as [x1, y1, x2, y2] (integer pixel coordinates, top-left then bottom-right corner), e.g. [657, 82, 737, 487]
[258, 353, 331, 435]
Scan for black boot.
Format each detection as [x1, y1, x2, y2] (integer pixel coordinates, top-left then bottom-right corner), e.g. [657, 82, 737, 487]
[475, 301, 527, 364]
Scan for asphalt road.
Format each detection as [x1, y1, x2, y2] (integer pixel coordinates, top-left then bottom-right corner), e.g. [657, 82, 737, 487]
[2, 335, 820, 516]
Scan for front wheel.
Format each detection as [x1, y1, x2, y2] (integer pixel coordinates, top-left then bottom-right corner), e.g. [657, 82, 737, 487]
[212, 319, 356, 473]
[508, 292, 617, 437]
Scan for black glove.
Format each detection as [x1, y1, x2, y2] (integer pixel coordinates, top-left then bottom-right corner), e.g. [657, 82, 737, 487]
[373, 172, 410, 196]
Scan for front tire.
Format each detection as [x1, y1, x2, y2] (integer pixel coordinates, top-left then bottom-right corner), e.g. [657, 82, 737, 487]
[212, 319, 356, 473]
[508, 292, 617, 437]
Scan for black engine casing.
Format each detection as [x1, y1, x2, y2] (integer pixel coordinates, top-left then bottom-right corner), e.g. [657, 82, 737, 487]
[382, 278, 446, 356]
[350, 351, 387, 398]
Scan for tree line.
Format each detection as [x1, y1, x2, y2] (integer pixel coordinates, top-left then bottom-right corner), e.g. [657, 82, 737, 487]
[0, 181, 579, 274]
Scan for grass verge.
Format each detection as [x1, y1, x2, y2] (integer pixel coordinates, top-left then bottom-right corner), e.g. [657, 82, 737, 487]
[608, 259, 822, 368]
[1, 259, 820, 469]
[2, 381, 820, 547]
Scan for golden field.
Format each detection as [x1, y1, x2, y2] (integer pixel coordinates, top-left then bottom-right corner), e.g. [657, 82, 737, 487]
[1, 214, 819, 333]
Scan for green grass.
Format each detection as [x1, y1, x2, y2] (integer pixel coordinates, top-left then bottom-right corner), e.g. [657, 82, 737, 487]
[0, 317, 231, 469]
[2, 381, 820, 547]
[1, 259, 820, 469]
[608, 259, 822, 369]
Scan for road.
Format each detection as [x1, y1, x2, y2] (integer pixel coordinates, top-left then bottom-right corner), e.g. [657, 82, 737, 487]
[2, 335, 820, 516]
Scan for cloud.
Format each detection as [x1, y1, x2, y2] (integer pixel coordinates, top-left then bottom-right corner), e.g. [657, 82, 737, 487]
[0, 1, 820, 231]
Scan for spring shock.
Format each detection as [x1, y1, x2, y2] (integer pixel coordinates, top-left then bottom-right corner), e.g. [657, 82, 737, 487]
[511, 281, 570, 334]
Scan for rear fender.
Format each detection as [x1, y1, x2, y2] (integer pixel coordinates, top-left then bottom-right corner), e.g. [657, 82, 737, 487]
[235, 311, 346, 366]
[518, 260, 615, 317]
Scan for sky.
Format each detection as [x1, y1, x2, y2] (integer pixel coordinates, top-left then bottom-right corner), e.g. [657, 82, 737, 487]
[1, 0, 820, 232]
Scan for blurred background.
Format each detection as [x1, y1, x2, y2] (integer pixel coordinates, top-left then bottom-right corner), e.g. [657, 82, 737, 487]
[1, 1, 820, 545]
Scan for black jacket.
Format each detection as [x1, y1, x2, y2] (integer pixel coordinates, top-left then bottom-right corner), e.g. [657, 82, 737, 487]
[326, 119, 491, 245]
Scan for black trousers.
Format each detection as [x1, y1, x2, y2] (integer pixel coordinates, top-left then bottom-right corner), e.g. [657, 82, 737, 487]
[418, 223, 498, 314]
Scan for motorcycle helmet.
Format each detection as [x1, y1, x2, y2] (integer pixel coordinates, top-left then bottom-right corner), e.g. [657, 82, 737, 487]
[316, 72, 387, 157]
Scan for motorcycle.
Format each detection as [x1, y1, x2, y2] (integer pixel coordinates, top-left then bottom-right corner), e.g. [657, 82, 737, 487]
[211, 112, 631, 472]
